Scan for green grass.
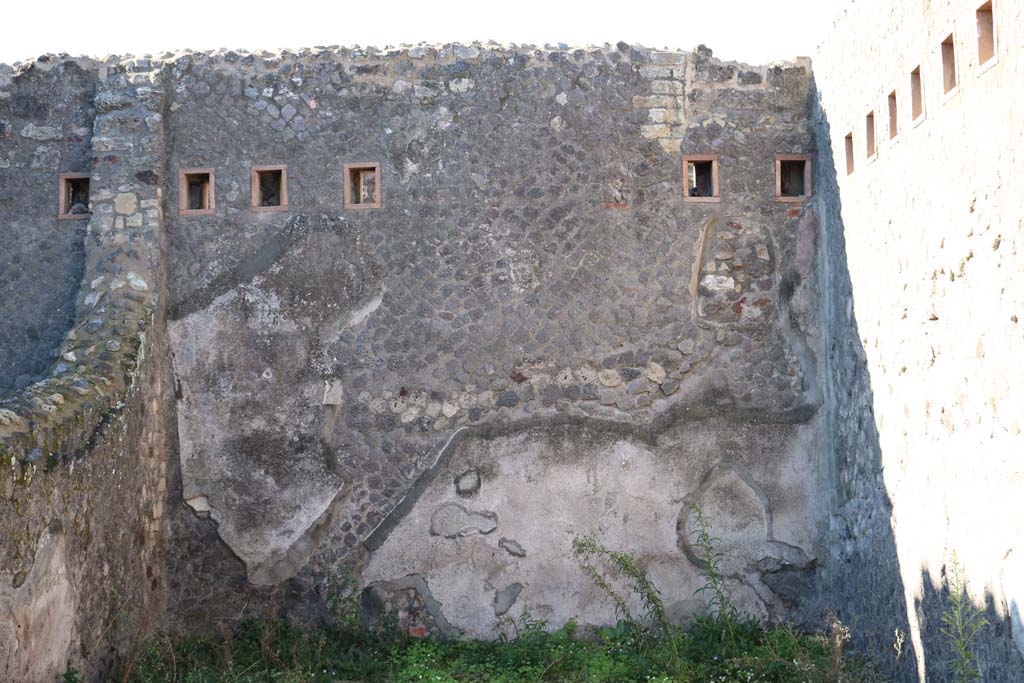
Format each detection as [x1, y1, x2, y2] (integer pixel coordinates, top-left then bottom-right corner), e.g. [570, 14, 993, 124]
[122, 612, 883, 683]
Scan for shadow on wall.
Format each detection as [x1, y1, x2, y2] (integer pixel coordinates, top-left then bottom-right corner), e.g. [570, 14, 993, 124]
[810, 78, 919, 682]
[812, 79, 1024, 682]
[914, 565, 1023, 683]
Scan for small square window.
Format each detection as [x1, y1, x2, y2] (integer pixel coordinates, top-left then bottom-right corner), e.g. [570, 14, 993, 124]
[888, 91, 898, 140]
[844, 134, 855, 176]
[865, 111, 876, 158]
[58, 173, 90, 220]
[251, 165, 288, 212]
[775, 155, 811, 201]
[910, 67, 925, 122]
[682, 155, 719, 202]
[941, 34, 958, 94]
[977, 2, 996, 66]
[179, 169, 215, 215]
[344, 163, 382, 209]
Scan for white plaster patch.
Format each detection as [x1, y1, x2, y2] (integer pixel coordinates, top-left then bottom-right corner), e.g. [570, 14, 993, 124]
[0, 532, 74, 683]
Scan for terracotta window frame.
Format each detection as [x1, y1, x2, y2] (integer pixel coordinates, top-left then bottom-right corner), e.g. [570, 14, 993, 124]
[976, 2, 997, 73]
[251, 164, 289, 212]
[865, 111, 877, 161]
[58, 172, 91, 220]
[681, 154, 720, 203]
[775, 154, 812, 202]
[844, 134, 855, 176]
[343, 162, 382, 209]
[910, 66, 926, 126]
[888, 90, 899, 141]
[179, 168, 215, 215]
[940, 32, 959, 99]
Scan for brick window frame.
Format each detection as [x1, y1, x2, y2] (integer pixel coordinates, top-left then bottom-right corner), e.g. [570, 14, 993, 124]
[343, 162, 382, 209]
[681, 154, 720, 203]
[865, 111, 877, 160]
[888, 91, 899, 140]
[58, 172, 91, 220]
[251, 164, 289, 212]
[976, 2, 997, 71]
[179, 168, 215, 215]
[910, 66, 926, 125]
[774, 154, 812, 202]
[940, 32, 959, 98]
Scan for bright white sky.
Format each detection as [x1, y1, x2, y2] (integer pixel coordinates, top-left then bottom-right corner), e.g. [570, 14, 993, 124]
[3, 0, 846, 66]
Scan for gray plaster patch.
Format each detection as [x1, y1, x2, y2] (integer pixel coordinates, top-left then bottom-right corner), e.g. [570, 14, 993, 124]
[499, 538, 526, 558]
[494, 583, 523, 616]
[429, 503, 498, 538]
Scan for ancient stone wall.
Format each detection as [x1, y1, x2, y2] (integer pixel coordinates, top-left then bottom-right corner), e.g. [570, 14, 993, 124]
[0, 59, 170, 681]
[155, 43, 827, 637]
[0, 59, 96, 397]
[2, 39, 837, 679]
[812, 0, 1024, 679]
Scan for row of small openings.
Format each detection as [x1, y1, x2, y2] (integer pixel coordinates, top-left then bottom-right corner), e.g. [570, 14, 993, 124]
[178, 163, 382, 215]
[845, 1, 997, 175]
[682, 154, 812, 203]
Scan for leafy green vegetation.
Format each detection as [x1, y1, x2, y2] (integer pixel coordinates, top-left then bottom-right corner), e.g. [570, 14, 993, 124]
[123, 612, 882, 683]
[941, 552, 987, 683]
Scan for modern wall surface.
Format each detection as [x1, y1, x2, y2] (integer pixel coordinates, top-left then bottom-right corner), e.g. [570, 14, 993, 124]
[812, 0, 1024, 679]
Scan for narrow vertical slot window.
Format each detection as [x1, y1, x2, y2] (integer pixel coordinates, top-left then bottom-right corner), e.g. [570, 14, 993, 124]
[888, 91, 898, 139]
[910, 67, 925, 122]
[344, 163, 382, 209]
[775, 155, 811, 201]
[179, 169, 215, 215]
[58, 173, 91, 219]
[681, 155, 719, 202]
[977, 2, 996, 66]
[251, 165, 288, 212]
[865, 112, 876, 159]
[844, 134, 855, 175]
[941, 34, 958, 94]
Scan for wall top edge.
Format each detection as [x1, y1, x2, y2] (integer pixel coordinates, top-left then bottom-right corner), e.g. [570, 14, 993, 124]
[0, 42, 812, 79]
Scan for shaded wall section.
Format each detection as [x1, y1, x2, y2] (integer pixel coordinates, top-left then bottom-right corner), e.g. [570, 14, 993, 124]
[0, 59, 95, 396]
[812, 0, 1024, 679]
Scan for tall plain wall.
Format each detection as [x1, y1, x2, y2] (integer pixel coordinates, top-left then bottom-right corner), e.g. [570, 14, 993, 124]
[812, 0, 1024, 679]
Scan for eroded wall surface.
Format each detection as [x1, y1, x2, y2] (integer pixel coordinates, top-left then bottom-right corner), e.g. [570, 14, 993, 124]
[362, 420, 823, 638]
[160, 44, 827, 633]
[813, 0, 1024, 679]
